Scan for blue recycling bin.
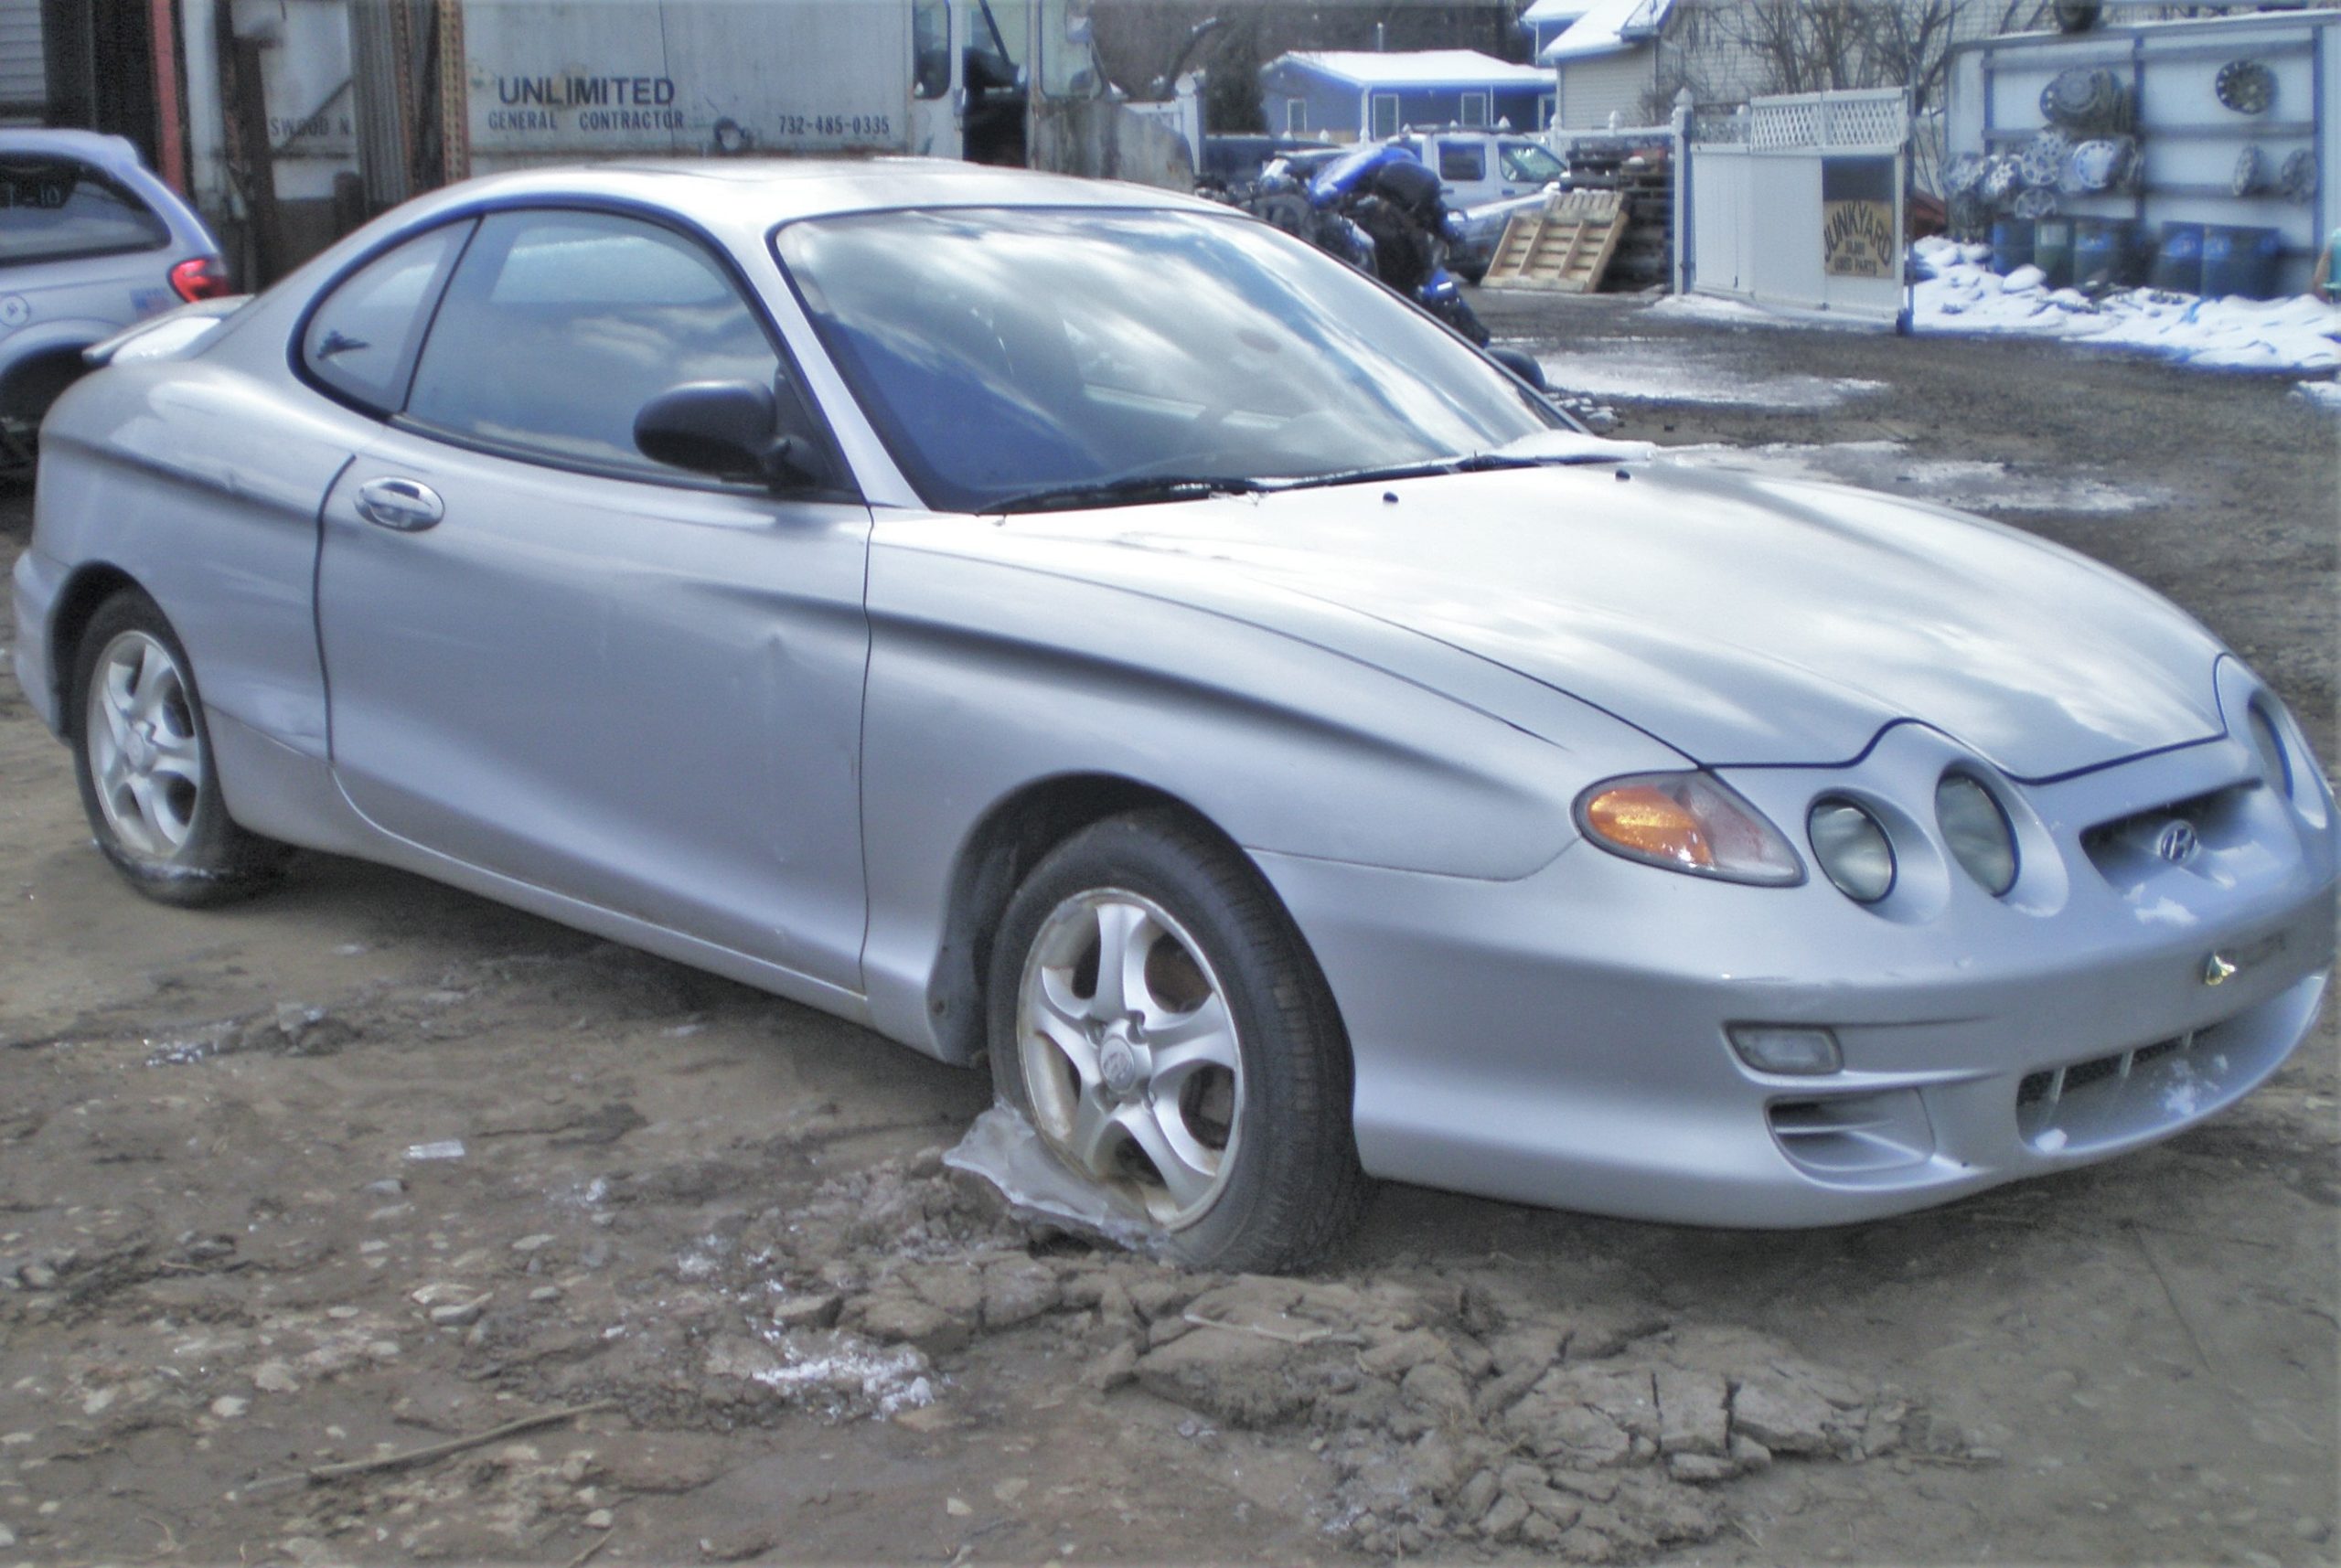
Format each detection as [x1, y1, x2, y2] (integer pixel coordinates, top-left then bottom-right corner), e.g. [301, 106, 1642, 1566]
[2149, 223, 2204, 293]
[1990, 218, 2036, 275]
[2200, 225, 2282, 300]
[2071, 218, 2143, 288]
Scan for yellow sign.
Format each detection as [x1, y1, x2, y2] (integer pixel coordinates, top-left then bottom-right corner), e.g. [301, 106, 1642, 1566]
[1823, 199, 1897, 279]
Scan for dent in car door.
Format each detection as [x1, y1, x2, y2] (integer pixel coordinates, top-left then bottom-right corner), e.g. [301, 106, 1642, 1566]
[314, 207, 875, 992]
[317, 442, 874, 989]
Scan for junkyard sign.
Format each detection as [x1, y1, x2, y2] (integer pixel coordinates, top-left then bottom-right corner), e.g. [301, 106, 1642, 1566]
[1822, 156, 1897, 280]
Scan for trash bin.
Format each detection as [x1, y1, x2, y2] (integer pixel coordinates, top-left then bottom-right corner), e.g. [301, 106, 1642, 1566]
[2031, 218, 2076, 289]
[2149, 223, 2204, 293]
[2071, 218, 2143, 288]
[2199, 225, 2282, 299]
[1990, 218, 2036, 275]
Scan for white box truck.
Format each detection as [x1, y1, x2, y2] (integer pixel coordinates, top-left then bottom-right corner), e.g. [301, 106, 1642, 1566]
[433, 0, 1198, 187]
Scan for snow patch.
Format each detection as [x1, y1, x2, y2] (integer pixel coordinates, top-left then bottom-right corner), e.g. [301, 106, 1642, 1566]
[1662, 439, 2165, 515]
[1911, 236, 2341, 374]
[1534, 339, 1887, 409]
[746, 1328, 937, 1420]
[2161, 1067, 2207, 1119]
[2294, 380, 2341, 413]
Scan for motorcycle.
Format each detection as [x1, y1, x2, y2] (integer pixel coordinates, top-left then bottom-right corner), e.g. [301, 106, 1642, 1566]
[1236, 143, 1491, 347]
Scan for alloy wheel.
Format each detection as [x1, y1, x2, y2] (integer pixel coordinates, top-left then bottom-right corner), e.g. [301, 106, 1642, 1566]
[84, 629, 205, 858]
[1015, 888, 1245, 1227]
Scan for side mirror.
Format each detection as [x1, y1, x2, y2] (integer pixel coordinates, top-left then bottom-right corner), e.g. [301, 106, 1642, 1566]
[634, 379, 828, 489]
[1487, 347, 1547, 392]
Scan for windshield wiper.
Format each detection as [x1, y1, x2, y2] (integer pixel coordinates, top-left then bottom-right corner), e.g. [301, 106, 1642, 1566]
[1273, 452, 1544, 494]
[988, 475, 1267, 515]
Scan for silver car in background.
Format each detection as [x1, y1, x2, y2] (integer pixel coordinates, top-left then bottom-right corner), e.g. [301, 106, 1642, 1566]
[11, 161, 2336, 1271]
[0, 130, 229, 467]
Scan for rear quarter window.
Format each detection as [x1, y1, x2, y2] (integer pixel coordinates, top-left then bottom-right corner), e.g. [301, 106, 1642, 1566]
[0, 155, 171, 266]
[299, 221, 474, 417]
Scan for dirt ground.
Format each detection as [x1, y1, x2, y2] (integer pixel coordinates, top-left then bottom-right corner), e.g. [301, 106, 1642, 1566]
[1, 298, 2335, 1568]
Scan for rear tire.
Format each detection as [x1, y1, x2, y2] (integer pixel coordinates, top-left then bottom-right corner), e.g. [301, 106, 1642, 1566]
[986, 808, 1369, 1272]
[69, 590, 290, 906]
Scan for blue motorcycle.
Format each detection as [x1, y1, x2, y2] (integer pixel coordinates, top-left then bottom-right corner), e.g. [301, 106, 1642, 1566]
[1243, 142, 1491, 347]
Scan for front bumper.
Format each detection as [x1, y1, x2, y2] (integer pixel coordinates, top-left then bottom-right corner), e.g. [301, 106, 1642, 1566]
[1255, 709, 2337, 1229]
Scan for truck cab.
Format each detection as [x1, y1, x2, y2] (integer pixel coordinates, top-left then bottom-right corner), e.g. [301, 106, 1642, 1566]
[1393, 129, 1564, 211]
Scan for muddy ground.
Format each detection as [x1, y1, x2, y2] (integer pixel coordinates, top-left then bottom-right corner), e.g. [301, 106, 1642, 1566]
[0, 298, 2335, 1568]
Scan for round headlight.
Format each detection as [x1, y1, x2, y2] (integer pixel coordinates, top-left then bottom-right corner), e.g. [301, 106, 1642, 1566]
[1808, 799, 1895, 903]
[1937, 773, 2018, 896]
[2248, 701, 2292, 798]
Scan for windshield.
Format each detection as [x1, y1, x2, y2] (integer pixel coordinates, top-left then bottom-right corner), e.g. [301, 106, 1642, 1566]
[1502, 143, 1564, 185]
[774, 208, 1555, 513]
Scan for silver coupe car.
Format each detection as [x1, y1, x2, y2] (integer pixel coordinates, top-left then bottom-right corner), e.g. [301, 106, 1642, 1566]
[11, 161, 2335, 1271]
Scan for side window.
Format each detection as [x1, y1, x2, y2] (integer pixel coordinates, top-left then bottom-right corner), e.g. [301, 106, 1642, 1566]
[1459, 91, 1491, 129]
[913, 0, 950, 99]
[1438, 143, 1487, 184]
[0, 155, 171, 266]
[1285, 101, 1308, 136]
[404, 209, 783, 479]
[1369, 93, 1399, 140]
[300, 221, 472, 417]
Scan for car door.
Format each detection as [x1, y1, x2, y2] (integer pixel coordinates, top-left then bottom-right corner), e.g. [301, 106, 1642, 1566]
[314, 207, 873, 992]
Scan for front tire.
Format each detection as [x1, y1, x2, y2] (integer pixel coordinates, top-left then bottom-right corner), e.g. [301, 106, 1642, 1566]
[69, 591, 289, 906]
[986, 809, 1368, 1272]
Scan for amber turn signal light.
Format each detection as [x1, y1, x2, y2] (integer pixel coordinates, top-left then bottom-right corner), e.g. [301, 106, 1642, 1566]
[1585, 783, 1715, 870]
[1575, 771, 1804, 887]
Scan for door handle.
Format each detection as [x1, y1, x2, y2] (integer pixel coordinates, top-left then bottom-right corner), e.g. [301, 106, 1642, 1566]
[355, 476, 444, 532]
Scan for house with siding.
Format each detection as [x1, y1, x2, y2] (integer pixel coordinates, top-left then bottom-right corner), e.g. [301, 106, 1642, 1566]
[1540, 0, 1769, 128]
[1538, 0, 2051, 131]
[1258, 49, 1555, 140]
[1521, 0, 1598, 59]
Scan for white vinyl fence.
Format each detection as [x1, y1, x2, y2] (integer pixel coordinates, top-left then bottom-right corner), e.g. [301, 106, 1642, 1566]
[1684, 88, 1913, 325]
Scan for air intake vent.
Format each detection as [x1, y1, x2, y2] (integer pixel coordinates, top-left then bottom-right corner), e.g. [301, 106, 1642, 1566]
[1769, 1089, 1933, 1179]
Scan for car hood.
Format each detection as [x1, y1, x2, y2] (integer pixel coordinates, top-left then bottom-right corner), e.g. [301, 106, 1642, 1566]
[1092, 457, 2226, 778]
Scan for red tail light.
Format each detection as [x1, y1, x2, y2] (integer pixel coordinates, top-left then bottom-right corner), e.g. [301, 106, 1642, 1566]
[168, 256, 233, 303]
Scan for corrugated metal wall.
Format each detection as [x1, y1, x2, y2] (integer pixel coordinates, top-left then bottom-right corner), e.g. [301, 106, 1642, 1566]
[1947, 10, 2338, 294]
[0, 0, 44, 122]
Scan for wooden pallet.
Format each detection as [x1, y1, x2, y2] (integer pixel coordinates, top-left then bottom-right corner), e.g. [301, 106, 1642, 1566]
[1481, 190, 1626, 293]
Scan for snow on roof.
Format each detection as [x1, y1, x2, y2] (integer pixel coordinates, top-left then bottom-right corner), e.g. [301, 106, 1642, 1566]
[1538, 0, 1673, 65]
[1270, 50, 1556, 91]
[1521, 0, 1597, 23]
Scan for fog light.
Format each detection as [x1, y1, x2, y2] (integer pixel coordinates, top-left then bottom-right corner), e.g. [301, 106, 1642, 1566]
[1729, 1025, 1843, 1076]
[1809, 798, 1895, 903]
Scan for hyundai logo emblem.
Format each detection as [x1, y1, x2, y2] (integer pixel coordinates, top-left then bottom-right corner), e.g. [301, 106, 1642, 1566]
[2154, 820, 2199, 863]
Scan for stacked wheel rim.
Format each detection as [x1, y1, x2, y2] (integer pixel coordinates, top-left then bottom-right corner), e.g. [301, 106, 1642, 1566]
[2214, 59, 2275, 116]
[2040, 67, 2131, 133]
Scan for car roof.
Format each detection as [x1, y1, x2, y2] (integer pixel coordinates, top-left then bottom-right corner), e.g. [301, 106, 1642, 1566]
[393, 156, 1228, 232]
[0, 129, 150, 172]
